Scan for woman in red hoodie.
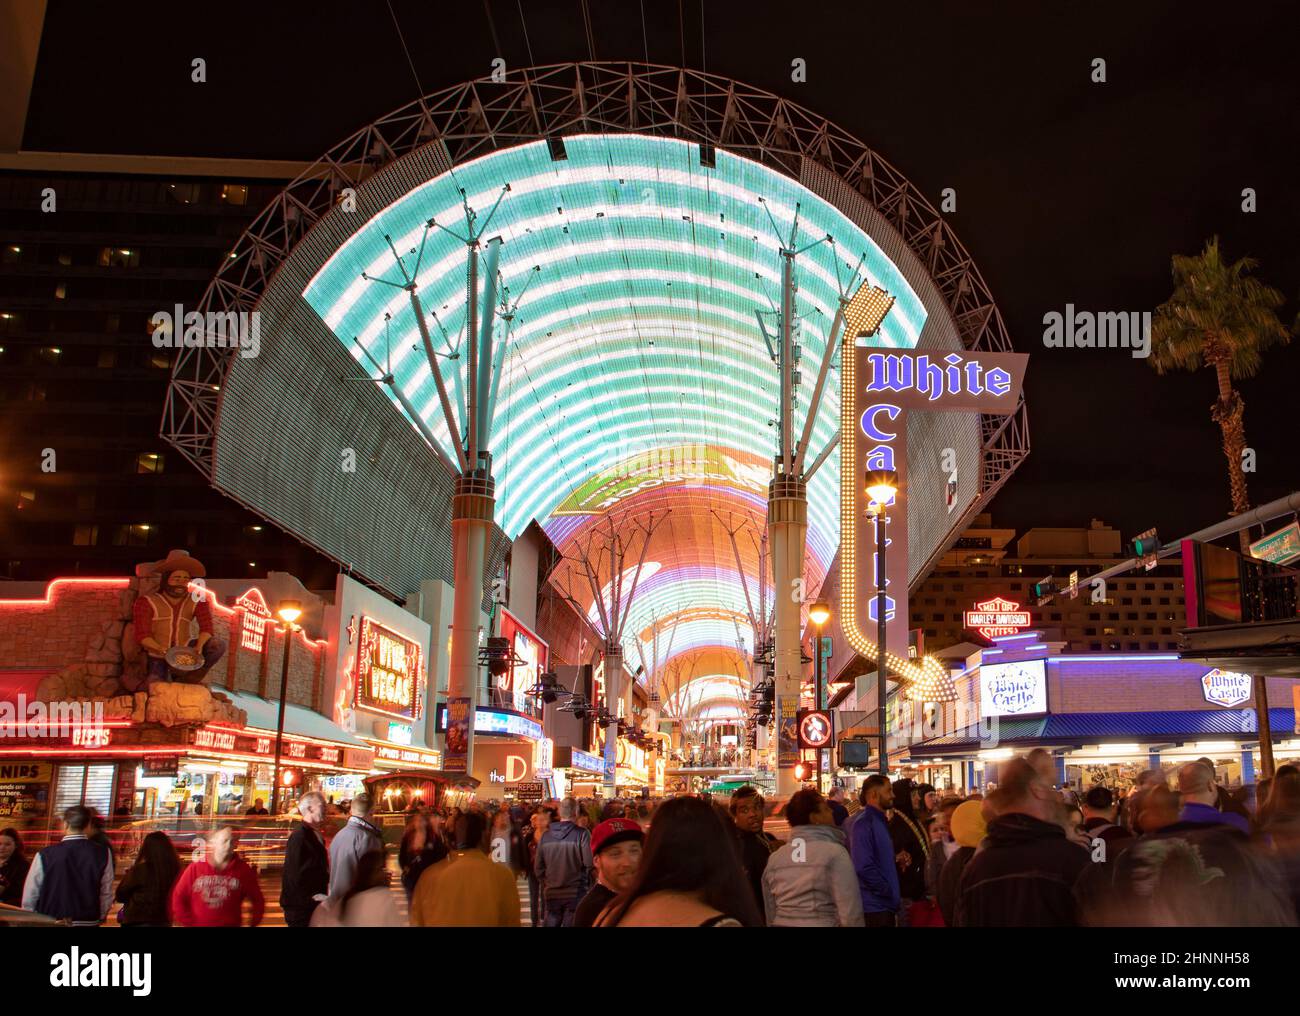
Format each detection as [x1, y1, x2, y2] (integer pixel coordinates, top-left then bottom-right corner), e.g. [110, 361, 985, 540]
[171, 826, 265, 927]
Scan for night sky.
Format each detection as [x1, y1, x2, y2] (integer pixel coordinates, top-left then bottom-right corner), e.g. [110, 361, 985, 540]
[24, 0, 1300, 545]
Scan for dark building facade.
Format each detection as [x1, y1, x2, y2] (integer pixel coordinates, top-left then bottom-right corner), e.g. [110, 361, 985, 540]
[0, 169, 334, 585]
[912, 514, 1186, 653]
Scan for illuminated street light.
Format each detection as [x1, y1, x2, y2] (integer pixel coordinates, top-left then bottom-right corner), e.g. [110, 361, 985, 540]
[276, 600, 303, 626]
[808, 600, 831, 627]
[866, 468, 899, 505]
[271, 599, 304, 814]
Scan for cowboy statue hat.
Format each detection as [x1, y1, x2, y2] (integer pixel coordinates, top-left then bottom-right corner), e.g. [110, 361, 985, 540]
[151, 548, 207, 578]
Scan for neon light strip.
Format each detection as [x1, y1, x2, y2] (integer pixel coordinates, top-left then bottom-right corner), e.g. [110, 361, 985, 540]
[991, 632, 1041, 642]
[1054, 655, 1181, 663]
[0, 577, 130, 606]
[0, 746, 187, 757]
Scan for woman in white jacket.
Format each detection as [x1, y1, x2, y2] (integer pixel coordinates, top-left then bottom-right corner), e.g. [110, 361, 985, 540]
[762, 789, 865, 927]
[311, 850, 404, 927]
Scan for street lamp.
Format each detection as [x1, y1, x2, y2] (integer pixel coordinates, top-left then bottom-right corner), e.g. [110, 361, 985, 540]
[270, 599, 302, 815]
[866, 469, 898, 776]
[809, 598, 831, 793]
[809, 600, 831, 710]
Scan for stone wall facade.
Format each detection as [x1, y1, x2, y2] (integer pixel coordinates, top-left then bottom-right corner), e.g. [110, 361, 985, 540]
[0, 574, 325, 715]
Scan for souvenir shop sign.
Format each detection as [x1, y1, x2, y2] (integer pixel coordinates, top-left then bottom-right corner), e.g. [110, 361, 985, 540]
[190, 726, 373, 770]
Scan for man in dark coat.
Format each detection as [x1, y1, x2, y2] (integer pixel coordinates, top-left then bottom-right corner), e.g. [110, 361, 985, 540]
[956, 758, 1090, 927]
[280, 791, 330, 927]
[729, 786, 777, 911]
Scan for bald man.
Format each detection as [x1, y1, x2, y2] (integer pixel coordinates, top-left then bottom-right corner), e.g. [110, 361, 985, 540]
[1176, 762, 1250, 835]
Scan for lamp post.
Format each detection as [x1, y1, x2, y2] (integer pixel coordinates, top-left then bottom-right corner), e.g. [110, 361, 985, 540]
[808, 599, 831, 792]
[269, 599, 302, 816]
[809, 599, 831, 711]
[866, 470, 898, 777]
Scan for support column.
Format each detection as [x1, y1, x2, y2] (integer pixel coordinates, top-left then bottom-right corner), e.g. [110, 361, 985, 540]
[769, 474, 807, 800]
[603, 644, 624, 799]
[449, 470, 494, 780]
[1256, 675, 1275, 779]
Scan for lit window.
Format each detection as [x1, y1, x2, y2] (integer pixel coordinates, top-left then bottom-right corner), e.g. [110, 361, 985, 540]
[135, 452, 165, 474]
[98, 247, 139, 268]
[149, 349, 172, 369]
[112, 524, 154, 547]
[54, 282, 67, 300]
[16, 489, 35, 509]
[37, 346, 61, 365]
[220, 183, 249, 206]
[73, 524, 98, 546]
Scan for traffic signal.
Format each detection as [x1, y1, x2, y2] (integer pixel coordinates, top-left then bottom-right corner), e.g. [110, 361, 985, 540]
[1129, 528, 1161, 570]
[793, 761, 814, 782]
[1031, 576, 1056, 606]
[279, 767, 301, 788]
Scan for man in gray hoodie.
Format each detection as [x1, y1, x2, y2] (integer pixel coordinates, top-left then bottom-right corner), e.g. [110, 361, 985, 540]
[762, 789, 864, 926]
[535, 797, 593, 927]
[327, 793, 384, 905]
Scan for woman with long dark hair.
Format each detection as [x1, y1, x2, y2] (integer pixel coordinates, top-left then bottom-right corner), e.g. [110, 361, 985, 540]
[115, 831, 181, 927]
[0, 827, 29, 908]
[594, 796, 762, 927]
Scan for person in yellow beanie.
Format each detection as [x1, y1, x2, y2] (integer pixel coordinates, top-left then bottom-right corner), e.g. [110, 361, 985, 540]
[937, 800, 987, 925]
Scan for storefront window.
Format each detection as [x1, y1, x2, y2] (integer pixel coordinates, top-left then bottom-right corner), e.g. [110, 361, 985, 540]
[53, 764, 114, 816]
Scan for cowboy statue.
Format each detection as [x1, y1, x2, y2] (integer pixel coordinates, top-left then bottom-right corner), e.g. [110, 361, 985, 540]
[132, 549, 226, 689]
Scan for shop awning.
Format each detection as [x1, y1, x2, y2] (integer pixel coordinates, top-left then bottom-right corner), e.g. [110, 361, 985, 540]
[211, 686, 372, 749]
[909, 708, 1297, 757]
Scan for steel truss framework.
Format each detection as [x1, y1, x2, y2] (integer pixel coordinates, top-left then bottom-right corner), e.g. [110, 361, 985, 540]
[161, 60, 1027, 595]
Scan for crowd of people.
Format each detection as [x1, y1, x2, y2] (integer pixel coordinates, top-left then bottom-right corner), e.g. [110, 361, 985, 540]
[9, 749, 1300, 927]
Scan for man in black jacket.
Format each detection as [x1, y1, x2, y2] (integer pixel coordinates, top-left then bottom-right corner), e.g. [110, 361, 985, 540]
[730, 786, 777, 911]
[280, 791, 330, 927]
[956, 758, 1090, 927]
[535, 797, 593, 927]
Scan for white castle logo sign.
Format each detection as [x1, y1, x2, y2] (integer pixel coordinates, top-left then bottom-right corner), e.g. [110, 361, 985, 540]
[1201, 669, 1251, 708]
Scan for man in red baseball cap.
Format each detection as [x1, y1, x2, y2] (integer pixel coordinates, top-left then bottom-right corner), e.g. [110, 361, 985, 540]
[573, 817, 644, 927]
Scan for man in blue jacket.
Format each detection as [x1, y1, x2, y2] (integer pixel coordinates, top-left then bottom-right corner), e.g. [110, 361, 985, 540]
[22, 805, 113, 925]
[848, 775, 900, 927]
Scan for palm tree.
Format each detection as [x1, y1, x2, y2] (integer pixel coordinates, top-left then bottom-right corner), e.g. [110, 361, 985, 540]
[1149, 237, 1291, 552]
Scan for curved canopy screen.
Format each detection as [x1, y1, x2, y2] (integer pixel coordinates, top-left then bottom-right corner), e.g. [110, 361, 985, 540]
[301, 134, 925, 709]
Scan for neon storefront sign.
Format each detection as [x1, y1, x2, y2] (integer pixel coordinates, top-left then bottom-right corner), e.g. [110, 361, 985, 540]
[1201, 669, 1252, 708]
[356, 617, 422, 720]
[965, 597, 1032, 640]
[841, 341, 1028, 697]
